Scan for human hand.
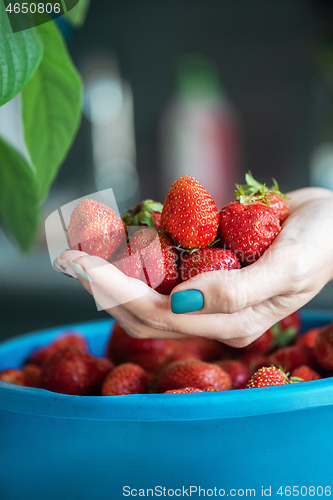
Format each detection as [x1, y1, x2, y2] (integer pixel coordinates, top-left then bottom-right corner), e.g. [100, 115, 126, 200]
[54, 187, 333, 348]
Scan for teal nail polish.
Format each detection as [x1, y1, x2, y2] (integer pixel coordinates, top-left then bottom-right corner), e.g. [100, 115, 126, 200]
[171, 290, 204, 314]
[70, 262, 94, 283]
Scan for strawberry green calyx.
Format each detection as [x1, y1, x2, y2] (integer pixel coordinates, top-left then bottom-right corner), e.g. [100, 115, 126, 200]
[234, 171, 288, 205]
[271, 323, 298, 348]
[121, 200, 163, 230]
[289, 376, 303, 384]
[234, 172, 290, 224]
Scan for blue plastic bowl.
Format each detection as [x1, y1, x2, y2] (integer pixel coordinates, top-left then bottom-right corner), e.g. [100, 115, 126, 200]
[0, 310, 333, 500]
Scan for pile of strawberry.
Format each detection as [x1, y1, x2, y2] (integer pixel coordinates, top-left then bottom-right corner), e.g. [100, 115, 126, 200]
[65, 172, 289, 293]
[1, 312, 333, 394]
[1, 172, 331, 395]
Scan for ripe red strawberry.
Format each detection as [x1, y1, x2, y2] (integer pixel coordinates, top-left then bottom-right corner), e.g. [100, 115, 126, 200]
[106, 322, 177, 372]
[241, 330, 274, 355]
[175, 336, 231, 362]
[156, 359, 232, 393]
[237, 352, 268, 375]
[298, 327, 320, 349]
[67, 199, 126, 261]
[263, 192, 289, 224]
[164, 387, 203, 394]
[22, 364, 41, 388]
[160, 175, 219, 249]
[154, 232, 181, 294]
[111, 241, 144, 280]
[179, 247, 240, 281]
[214, 360, 250, 389]
[291, 365, 321, 382]
[164, 349, 201, 364]
[243, 311, 301, 355]
[0, 368, 25, 386]
[267, 344, 316, 373]
[246, 366, 290, 388]
[219, 200, 281, 264]
[314, 322, 333, 370]
[272, 311, 302, 346]
[101, 362, 149, 396]
[28, 331, 89, 366]
[127, 228, 166, 290]
[235, 172, 290, 224]
[40, 347, 114, 396]
[112, 228, 180, 295]
[122, 199, 163, 231]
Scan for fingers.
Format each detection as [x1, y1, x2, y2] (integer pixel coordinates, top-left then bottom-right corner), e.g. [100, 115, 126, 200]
[165, 292, 304, 346]
[57, 250, 156, 305]
[57, 250, 177, 329]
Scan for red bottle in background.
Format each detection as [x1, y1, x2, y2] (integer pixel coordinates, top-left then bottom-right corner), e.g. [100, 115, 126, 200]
[159, 54, 242, 210]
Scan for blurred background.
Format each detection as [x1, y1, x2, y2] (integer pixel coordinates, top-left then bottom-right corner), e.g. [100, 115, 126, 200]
[1, 0, 333, 341]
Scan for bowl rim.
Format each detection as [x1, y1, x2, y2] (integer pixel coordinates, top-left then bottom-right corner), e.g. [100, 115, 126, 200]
[0, 308, 332, 422]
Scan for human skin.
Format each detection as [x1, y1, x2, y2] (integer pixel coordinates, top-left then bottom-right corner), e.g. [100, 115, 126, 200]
[55, 187, 333, 348]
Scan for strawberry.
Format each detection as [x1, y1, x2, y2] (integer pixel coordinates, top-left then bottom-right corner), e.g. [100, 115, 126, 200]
[28, 331, 89, 366]
[243, 311, 301, 355]
[112, 227, 180, 295]
[234, 172, 290, 223]
[160, 175, 219, 249]
[219, 200, 281, 264]
[246, 366, 290, 388]
[156, 359, 232, 393]
[179, 247, 240, 281]
[314, 322, 333, 370]
[214, 359, 250, 389]
[154, 232, 181, 294]
[164, 387, 203, 394]
[269, 311, 301, 347]
[106, 322, 177, 372]
[0, 368, 25, 386]
[237, 352, 268, 375]
[291, 365, 321, 382]
[163, 336, 232, 365]
[164, 349, 201, 363]
[242, 329, 274, 355]
[101, 362, 149, 396]
[267, 344, 316, 373]
[111, 242, 144, 281]
[175, 336, 231, 362]
[22, 364, 41, 388]
[40, 347, 114, 396]
[122, 199, 163, 231]
[298, 327, 320, 349]
[67, 199, 126, 261]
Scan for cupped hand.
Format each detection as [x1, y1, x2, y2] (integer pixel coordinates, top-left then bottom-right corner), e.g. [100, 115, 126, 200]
[55, 187, 333, 348]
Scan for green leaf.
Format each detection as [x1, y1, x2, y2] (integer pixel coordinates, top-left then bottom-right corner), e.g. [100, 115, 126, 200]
[0, 2, 43, 107]
[21, 20, 83, 201]
[0, 137, 40, 253]
[142, 200, 163, 213]
[64, 0, 91, 27]
[138, 211, 157, 229]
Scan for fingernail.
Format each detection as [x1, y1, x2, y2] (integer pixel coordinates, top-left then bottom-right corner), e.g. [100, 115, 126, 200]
[70, 262, 94, 282]
[53, 258, 78, 279]
[171, 290, 204, 314]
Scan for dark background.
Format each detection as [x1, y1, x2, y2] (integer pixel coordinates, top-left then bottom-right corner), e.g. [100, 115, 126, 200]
[1, 0, 333, 341]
